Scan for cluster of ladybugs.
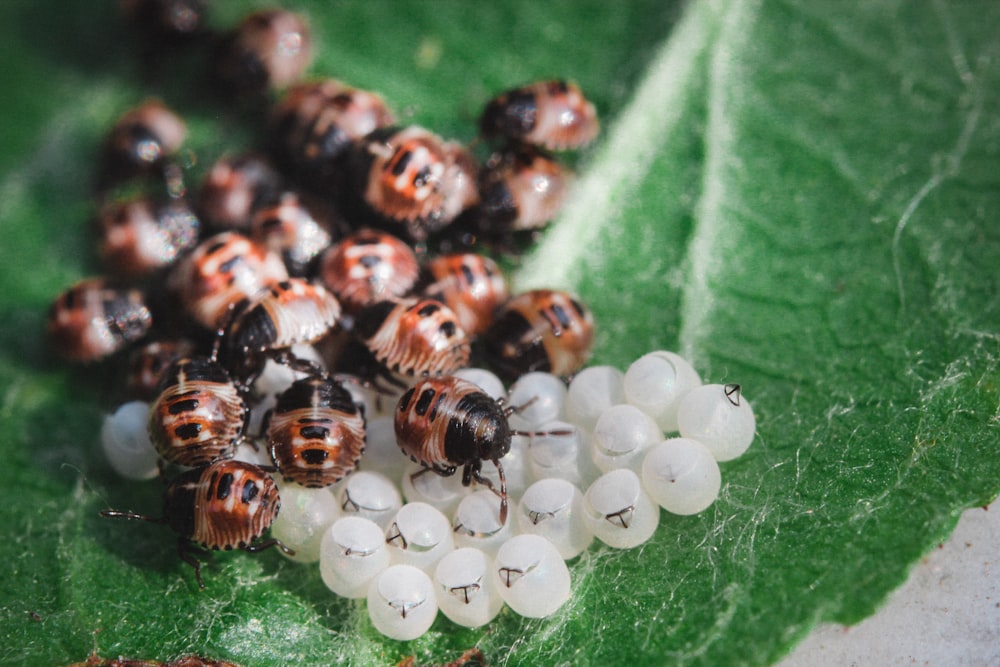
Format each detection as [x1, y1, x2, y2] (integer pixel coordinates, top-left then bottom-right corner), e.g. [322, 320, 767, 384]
[45, 0, 755, 647]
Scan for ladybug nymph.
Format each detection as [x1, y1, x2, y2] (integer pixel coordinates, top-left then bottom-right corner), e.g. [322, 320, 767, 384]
[269, 78, 395, 187]
[101, 459, 292, 589]
[481, 288, 594, 380]
[47, 277, 153, 363]
[418, 253, 509, 337]
[395, 375, 512, 523]
[318, 229, 419, 315]
[354, 297, 471, 381]
[268, 375, 367, 488]
[480, 80, 599, 151]
[351, 126, 478, 239]
[149, 356, 247, 466]
[168, 232, 289, 330]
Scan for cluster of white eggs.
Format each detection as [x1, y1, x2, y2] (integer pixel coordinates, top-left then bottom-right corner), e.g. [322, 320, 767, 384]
[100, 349, 756, 641]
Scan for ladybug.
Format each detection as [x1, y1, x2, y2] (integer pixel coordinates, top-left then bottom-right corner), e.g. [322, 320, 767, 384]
[318, 229, 419, 315]
[98, 99, 186, 193]
[197, 153, 284, 233]
[148, 356, 247, 466]
[353, 297, 471, 384]
[168, 232, 289, 330]
[213, 9, 312, 97]
[249, 190, 333, 277]
[100, 459, 291, 589]
[269, 79, 394, 187]
[417, 253, 509, 337]
[47, 277, 153, 363]
[395, 376, 515, 523]
[475, 146, 569, 234]
[480, 80, 599, 151]
[481, 289, 594, 380]
[267, 374, 366, 488]
[96, 194, 200, 279]
[349, 126, 478, 239]
[125, 338, 197, 400]
[219, 278, 341, 378]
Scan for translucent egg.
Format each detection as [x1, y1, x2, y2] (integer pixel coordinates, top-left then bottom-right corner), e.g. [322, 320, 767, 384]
[623, 351, 701, 432]
[453, 366, 506, 400]
[100, 401, 159, 480]
[677, 383, 756, 461]
[269, 484, 341, 562]
[493, 534, 571, 618]
[367, 564, 438, 640]
[591, 404, 663, 473]
[516, 478, 593, 560]
[507, 372, 567, 430]
[452, 491, 513, 557]
[252, 343, 324, 397]
[337, 470, 403, 530]
[401, 460, 469, 517]
[528, 421, 591, 488]
[231, 439, 273, 467]
[359, 415, 408, 483]
[565, 365, 625, 431]
[384, 501, 454, 572]
[584, 469, 659, 549]
[319, 516, 390, 598]
[434, 547, 504, 628]
[641, 438, 721, 515]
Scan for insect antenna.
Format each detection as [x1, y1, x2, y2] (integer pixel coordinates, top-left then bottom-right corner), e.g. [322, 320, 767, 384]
[99, 509, 168, 524]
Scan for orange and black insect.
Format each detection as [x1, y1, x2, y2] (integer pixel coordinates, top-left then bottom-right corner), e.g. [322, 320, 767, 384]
[267, 374, 366, 488]
[353, 297, 470, 385]
[213, 9, 312, 97]
[96, 194, 200, 279]
[168, 232, 289, 330]
[395, 376, 514, 523]
[97, 99, 187, 193]
[418, 253, 509, 337]
[197, 153, 284, 233]
[249, 191, 333, 277]
[480, 289, 594, 380]
[475, 146, 569, 234]
[219, 278, 341, 378]
[480, 80, 598, 151]
[319, 228, 419, 315]
[47, 277, 153, 363]
[269, 78, 394, 188]
[148, 355, 247, 466]
[101, 459, 291, 589]
[349, 126, 478, 239]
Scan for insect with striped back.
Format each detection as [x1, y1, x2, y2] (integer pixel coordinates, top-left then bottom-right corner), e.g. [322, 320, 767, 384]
[100, 459, 293, 589]
[395, 375, 572, 525]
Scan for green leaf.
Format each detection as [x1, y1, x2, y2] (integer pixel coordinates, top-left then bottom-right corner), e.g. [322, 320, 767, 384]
[2, 1, 999, 666]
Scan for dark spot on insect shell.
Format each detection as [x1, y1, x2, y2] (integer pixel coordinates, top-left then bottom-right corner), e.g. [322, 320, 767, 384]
[241, 480, 259, 504]
[168, 398, 199, 414]
[414, 387, 436, 417]
[299, 425, 330, 440]
[417, 303, 441, 317]
[175, 422, 203, 440]
[216, 472, 234, 500]
[300, 448, 329, 464]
